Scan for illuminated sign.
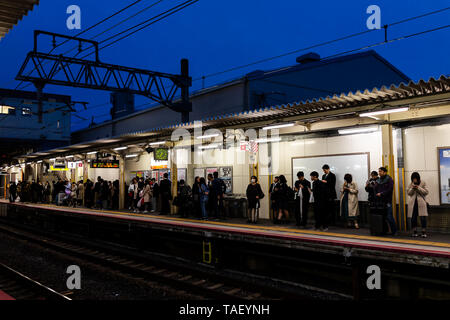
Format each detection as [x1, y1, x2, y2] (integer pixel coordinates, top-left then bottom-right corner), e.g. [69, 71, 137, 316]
[154, 148, 168, 161]
[90, 160, 120, 168]
[68, 161, 83, 169]
[50, 159, 68, 171]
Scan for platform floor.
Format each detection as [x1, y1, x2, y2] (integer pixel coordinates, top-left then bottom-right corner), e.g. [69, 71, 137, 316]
[2, 200, 450, 258]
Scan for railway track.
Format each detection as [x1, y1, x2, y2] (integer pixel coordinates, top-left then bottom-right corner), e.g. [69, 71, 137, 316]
[0, 223, 277, 300]
[0, 262, 71, 300]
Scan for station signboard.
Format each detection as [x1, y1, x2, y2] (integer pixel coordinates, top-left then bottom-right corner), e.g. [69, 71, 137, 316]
[50, 159, 68, 171]
[90, 160, 120, 168]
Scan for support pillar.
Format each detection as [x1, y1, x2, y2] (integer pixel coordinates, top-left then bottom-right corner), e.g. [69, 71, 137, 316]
[83, 159, 89, 183]
[395, 128, 407, 231]
[381, 124, 398, 228]
[119, 156, 125, 210]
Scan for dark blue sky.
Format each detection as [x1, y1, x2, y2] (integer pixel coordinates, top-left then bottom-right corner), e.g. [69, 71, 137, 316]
[0, 0, 449, 131]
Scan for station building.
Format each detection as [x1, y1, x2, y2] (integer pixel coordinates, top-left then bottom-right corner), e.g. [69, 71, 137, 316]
[2, 51, 450, 233]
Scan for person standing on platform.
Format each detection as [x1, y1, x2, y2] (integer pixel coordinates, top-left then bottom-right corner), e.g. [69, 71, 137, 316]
[310, 171, 328, 231]
[112, 180, 119, 210]
[177, 179, 192, 218]
[212, 172, 226, 220]
[199, 177, 209, 220]
[365, 171, 379, 205]
[274, 175, 290, 224]
[340, 174, 360, 229]
[375, 167, 397, 236]
[407, 172, 429, 238]
[269, 176, 280, 223]
[321, 164, 337, 227]
[142, 179, 153, 214]
[8, 182, 17, 203]
[159, 173, 172, 215]
[207, 174, 218, 219]
[294, 171, 311, 228]
[192, 177, 202, 218]
[129, 178, 138, 212]
[246, 176, 264, 223]
[151, 178, 159, 213]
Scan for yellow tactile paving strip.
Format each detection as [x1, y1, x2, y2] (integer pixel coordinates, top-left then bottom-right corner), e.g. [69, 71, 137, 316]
[4, 200, 450, 250]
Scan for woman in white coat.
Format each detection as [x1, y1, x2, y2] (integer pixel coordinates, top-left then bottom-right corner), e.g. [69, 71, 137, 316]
[407, 172, 429, 238]
[340, 174, 359, 229]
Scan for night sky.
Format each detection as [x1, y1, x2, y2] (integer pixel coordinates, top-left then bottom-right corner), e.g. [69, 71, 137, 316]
[0, 0, 448, 131]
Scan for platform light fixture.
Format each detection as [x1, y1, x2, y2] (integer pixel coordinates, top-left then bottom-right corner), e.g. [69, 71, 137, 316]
[49, 158, 55, 161]
[37, 160, 42, 163]
[113, 146, 127, 151]
[66, 155, 74, 159]
[196, 133, 220, 139]
[338, 126, 379, 135]
[199, 143, 221, 150]
[87, 151, 97, 155]
[255, 137, 282, 143]
[359, 107, 409, 118]
[125, 154, 138, 158]
[262, 123, 295, 130]
[149, 141, 166, 146]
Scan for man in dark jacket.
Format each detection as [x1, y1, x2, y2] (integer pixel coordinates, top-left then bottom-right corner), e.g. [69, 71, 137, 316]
[375, 167, 397, 235]
[365, 171, 379, 204]
[212, 172, 226, 220]
[269, 176, 280, 222]
[294, 171, 311, 227]
[310, 171, 328, 231]
[159, 173, 172, 215]
[9, 182, 17, 203]
[321, 164, 336, 227]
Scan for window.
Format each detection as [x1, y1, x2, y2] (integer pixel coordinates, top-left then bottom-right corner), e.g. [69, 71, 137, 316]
[22, 107, 32, 116]
[0, 105, 15, 115]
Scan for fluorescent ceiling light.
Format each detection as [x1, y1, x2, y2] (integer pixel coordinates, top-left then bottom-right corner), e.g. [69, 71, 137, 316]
[255, 137, 282, 143]
[87, 151, 97, 155]
[66, 155, 74, 158]
[49, 158, 55, 161]
[37, 160, 42, 163]
[263, 123, 295, 130]
[125, 154, 138, 158]
[113, 147, 127, 151]
[26, 162, 31, 165]
[359, 107, 408, 117]
[339, 126, 379, 135]
[149, 141, 166, 146]
[196, 133, 220, 139]
[199, 144, 220, 150]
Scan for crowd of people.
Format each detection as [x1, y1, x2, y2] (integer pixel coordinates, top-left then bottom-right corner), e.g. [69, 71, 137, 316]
[8, 177, 120, 210]
[6, 165, 430, 237]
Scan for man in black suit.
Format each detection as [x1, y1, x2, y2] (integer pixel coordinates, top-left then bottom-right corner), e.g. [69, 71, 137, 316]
[294, 171, 311, 227]
[159, 173, 172, 215]
[321, 164, 337, 230]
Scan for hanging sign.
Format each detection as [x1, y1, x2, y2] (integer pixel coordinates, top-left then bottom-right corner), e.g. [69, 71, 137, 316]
[90, 160, 120, 168]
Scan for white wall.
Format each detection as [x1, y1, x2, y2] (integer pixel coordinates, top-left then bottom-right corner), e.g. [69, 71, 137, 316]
[403, 124, 450, 205]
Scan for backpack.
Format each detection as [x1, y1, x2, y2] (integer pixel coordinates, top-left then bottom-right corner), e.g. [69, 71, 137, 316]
[287, 186, 295, 200]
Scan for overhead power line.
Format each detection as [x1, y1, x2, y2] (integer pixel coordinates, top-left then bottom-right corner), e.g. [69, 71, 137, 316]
[79, 0, 200, 59]
[194, 6, 450, 82]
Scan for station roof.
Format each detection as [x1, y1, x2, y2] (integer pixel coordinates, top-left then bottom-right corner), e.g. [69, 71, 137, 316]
[0, 0, 39, 40]
[13, 75, 450, 161]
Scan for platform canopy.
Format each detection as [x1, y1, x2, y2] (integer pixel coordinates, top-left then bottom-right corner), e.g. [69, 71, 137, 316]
[0, 0, 39, 41]
[12, 75, 450, 162]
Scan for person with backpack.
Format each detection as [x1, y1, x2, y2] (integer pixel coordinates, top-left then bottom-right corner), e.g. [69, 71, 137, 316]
[246, 176, 264, 223]
[274, 175, 291, 224]
[177, 179, 192, 218]
[199, 177, 209, 220]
